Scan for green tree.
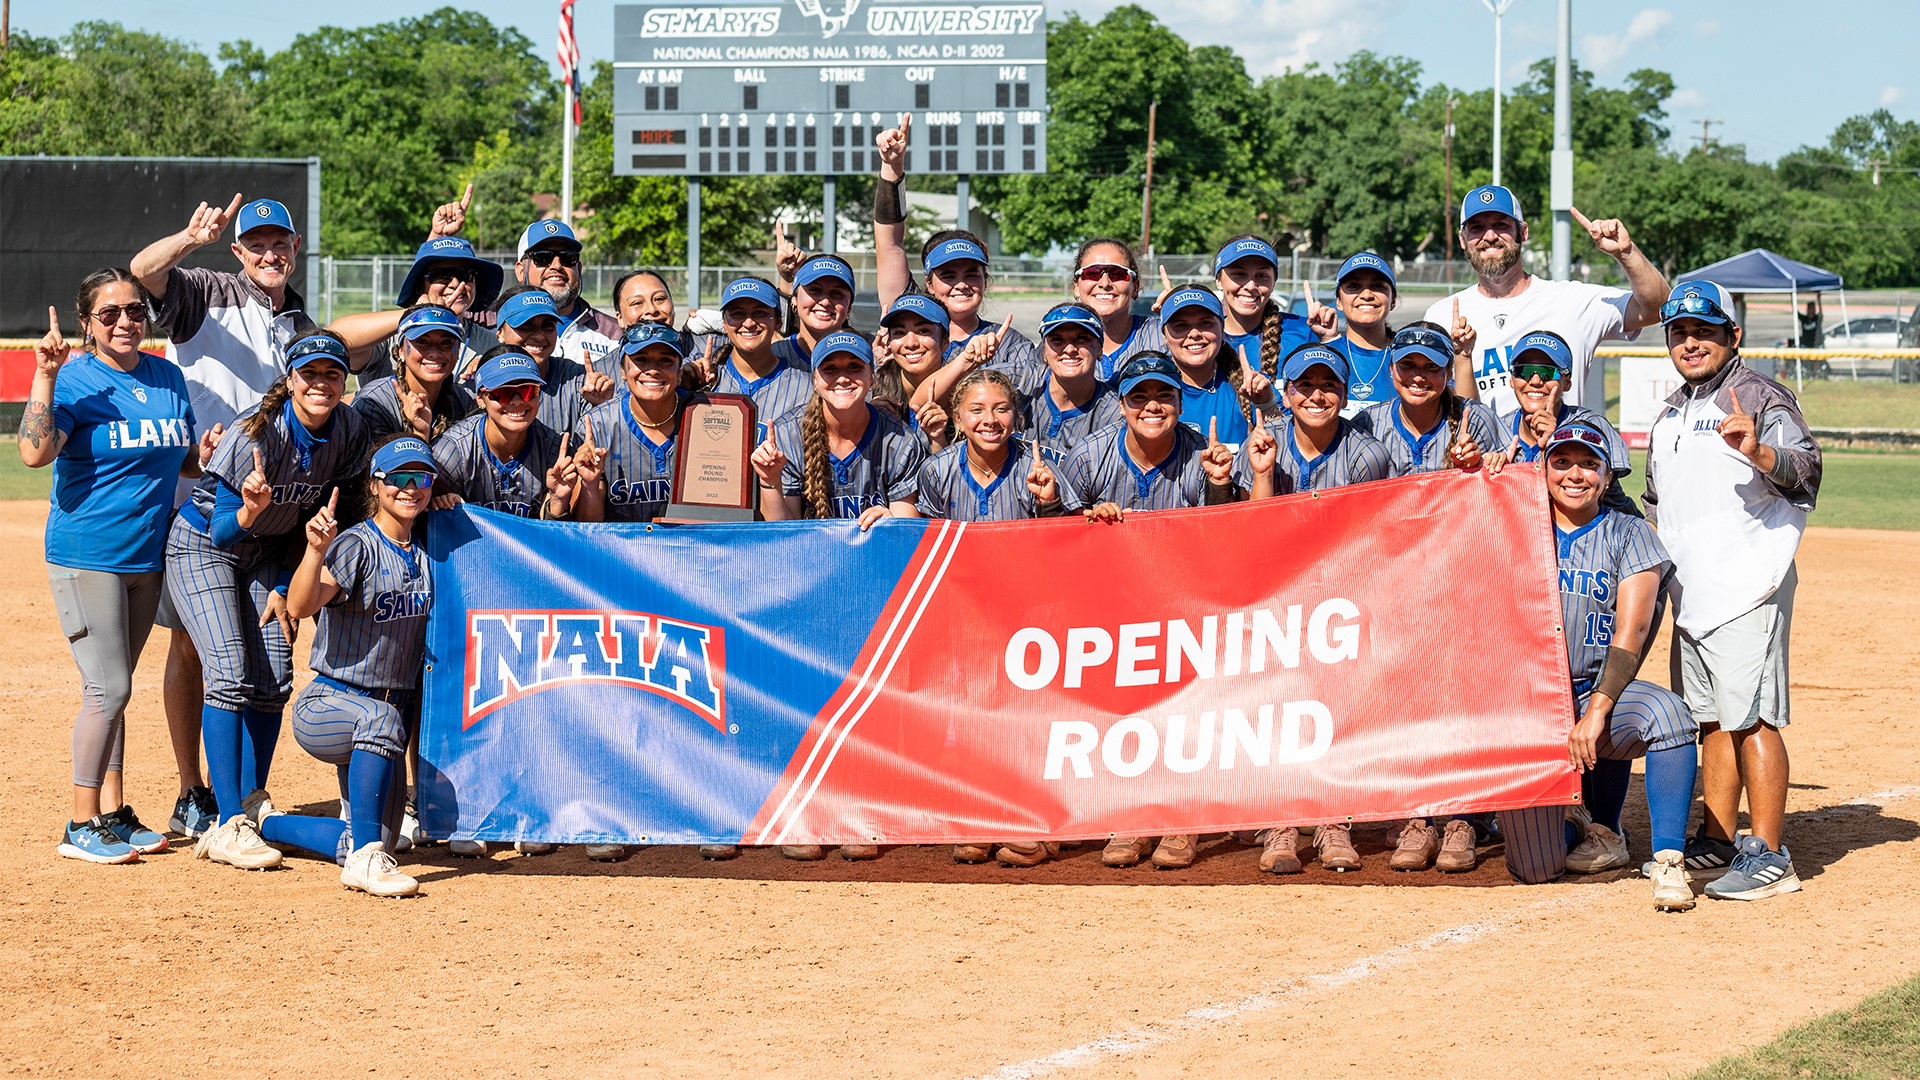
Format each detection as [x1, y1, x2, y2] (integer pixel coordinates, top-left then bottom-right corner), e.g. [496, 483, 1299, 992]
[0, 23, 250, 156]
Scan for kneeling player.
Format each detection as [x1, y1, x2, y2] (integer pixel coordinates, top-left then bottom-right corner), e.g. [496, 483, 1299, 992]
[1495, 421, 1700, 911]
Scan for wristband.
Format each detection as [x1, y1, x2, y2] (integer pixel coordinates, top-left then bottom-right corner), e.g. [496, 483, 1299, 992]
[873, 178, 906, 225]
[1594, 645, 1638, 702]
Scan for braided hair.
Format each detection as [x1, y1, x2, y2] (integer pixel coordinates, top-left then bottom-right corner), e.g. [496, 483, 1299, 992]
[798, 394, 836, 519]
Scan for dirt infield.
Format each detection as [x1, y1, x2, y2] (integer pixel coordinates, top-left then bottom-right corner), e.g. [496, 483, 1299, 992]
[2, 501, 1916, 1079]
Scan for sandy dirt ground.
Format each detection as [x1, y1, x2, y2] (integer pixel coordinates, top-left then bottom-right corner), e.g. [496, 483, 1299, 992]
[1, 501, 1915, 1079]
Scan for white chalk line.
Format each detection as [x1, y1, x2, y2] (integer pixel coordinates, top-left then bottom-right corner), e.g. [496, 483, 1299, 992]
[970, 783, 1920, 1080]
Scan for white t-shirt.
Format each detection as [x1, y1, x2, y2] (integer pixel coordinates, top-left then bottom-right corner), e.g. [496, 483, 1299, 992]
[1423, 278, 1636, 418]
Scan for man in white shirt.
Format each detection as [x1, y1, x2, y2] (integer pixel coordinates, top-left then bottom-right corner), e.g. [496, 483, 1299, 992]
[1643, 280, 1823, 903]
[1424, 185, 1668, 417]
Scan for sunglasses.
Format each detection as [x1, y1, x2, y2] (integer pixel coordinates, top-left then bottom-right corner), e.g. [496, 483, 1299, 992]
[1512, 363, 1562, 383]
[90, 304, 149, 326]
[375, 469, 437, 490]
[424, 268, 477, 287]
[1659, 294, 1730, 324]
[526, 250, 581, 269]
[1075, 264, 1136, 284]
[1392, 327, 1453, 355]
[482, 384, 539, 406]
[1548, 426, 1610, 454]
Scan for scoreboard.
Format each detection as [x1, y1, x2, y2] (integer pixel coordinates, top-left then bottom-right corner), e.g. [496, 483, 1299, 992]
[612, 0, 1047, 176]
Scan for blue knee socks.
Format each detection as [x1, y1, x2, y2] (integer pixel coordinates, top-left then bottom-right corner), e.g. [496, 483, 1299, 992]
[1582, 760, 1633, 835]
[259, 814, 347, 862]
[239, 707, 283, 793]
[201, 705, 245, 820]
[1644, 744, 1698, 855]
[348, 750, 396, 852]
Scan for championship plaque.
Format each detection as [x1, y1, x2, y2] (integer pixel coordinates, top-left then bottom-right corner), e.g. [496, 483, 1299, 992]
[661, 393, 758, 522]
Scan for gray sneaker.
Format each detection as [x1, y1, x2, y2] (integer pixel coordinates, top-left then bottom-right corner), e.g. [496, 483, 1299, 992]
[1704, 835, 1801, 901]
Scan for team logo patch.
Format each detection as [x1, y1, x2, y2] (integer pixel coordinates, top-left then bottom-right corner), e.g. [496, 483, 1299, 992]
[464, 609, 728, 732]
[257, 204, 272, 217]
[794, 0, 862, 38]
[544, 221, 559, 235]
[1479, 190, 1495, 204]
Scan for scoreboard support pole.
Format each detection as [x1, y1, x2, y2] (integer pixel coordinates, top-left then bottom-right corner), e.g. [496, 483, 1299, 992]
[687, 177, 703, 309]
[822, 175, 838, 254]
[956, 174, 971, 234]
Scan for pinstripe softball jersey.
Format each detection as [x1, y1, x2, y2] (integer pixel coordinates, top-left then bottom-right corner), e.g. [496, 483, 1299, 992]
[431, 413, 566, 517]
[1558, 510, 1668, 690]
[1096, 316, 1165, 383]
[537, 354, 592, 437]
[582, 392, 679, 522]
[915, 439, 1042, 521]
[715, 353, 814, 443]
[1232, 416, 1396, 495]
[1023, 382, 1124, 467]
[771, 402, 927, 519]
[1056, 420, 1211, 512]
[945, 321, 1049, 404]
[1352, 397, 1504, 475]
[1224, 314, 1314, 379]
[313, 521, 432, 689]
[1504, 404, 1642, 516]
[186, 399, 371, 540]
[350, 376, 476, 443]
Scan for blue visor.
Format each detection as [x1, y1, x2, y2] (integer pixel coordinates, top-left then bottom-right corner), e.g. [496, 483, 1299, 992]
[810, 329, 874, 368]
[1336, 252, 1396, 290]
[370, 436, 436, 475]
[1040, 303, 1104, 340]
[399, 304, 463, 341]
[285, 335, 348, 373]
[1214, 237, 1278, 274]
[498, 290, 560, 329]
[880, 293, 951, 331]
[474, 351, 544, 390]
[720, 277, 781, 312]
[1282, 344, 1350, 384]
[621, 322, 686, 359]
[925, 236, 988, 272]
[795, 256, 855, 291]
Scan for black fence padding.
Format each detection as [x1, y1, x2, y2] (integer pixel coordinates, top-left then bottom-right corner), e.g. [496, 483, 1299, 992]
[0, 158, 314, 336]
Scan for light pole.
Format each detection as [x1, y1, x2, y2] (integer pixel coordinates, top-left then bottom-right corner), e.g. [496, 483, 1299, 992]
[1481, 0, 1519, 187]
[1550, 0, 1572, 281]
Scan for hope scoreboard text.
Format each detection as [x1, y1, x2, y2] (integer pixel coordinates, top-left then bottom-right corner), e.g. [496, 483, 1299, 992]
[612, 0, 1048, 176]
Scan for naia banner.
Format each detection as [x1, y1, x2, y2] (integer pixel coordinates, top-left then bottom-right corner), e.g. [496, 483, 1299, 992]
[416, 471, 1579, 846]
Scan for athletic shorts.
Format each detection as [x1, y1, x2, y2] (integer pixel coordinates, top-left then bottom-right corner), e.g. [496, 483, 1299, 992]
[1675, 563, 1796, 733]
[154, 573, 183, 631]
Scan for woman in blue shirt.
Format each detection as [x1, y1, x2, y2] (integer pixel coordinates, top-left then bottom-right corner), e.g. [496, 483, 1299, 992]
[1159, 284, 1277, 448]
[1326, 252, 1398, 416]
[23, 270, 206, 864]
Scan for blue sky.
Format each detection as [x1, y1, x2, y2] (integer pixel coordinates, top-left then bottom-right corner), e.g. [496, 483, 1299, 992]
[13, 1, 1910, 162]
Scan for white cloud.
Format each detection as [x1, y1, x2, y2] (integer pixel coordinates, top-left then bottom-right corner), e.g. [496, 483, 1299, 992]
[1580, 8, 1674, 73]
[1059, 0, 1400, 78]
[1669, 87, 1708, 110]
[1881, 85, 1906, 107]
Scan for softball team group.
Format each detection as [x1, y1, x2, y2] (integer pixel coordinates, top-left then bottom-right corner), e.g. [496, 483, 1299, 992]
[29, 119, 1820, 912]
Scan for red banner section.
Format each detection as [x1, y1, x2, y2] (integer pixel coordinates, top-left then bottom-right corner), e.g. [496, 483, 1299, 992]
[748, 469, 1578, 845]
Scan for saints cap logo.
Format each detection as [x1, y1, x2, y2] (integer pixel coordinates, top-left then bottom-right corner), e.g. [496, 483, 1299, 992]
[544, 222, 559, 234]
[794, 0, 862, 39]
[1479, 190, 1494, 204]
[257, 204, 273, 216]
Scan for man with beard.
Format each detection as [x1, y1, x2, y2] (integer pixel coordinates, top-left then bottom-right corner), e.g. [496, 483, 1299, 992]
[1423, 185, 1668, 418]
[512, 219, 620, 373]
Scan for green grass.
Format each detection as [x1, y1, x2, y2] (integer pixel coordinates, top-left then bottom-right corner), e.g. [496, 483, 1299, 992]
[1618, 452, 1920, 531]
[1602, 369, 1920, 430]
[1682, 973, 1920, 1080]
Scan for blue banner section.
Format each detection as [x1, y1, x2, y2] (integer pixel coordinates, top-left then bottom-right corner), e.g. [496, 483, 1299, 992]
[418, 506, 930, 844]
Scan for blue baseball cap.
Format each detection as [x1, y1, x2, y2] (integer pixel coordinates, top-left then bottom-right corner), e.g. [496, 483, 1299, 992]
[396, 236, 504, 308]
[1662, 280, 1738, 327]
[924, 236, 988, 272]
[399, 304, 463, 341]
[1115, 351, 1183, 397]
[810, 329, 874, 368]
[1336, 252, 1397, 290]
[795, 255, 855, 292]
[1390, 325, 1454, 369]
[1542, 420, 1613, 467]
[1214, 237, 1279, 274]
[236, 198, 297, 239]
[1282, 344, 1350, 384]
[1461, 184, 1525, 227]
[1161, 285, 1223, 323]
[474, 351, 545, 390]
[1039, 302, 1103, 340]
[284, 334, 348, 373]
[498, 290, 560, 329]
[370, 436, 436, 476]
[880, 293, 950, 332]
[719, 277, 781, 312]
[517, 219, 582, 259]
[1513, 330, 1574, 374]
[621, 322, 686, 360]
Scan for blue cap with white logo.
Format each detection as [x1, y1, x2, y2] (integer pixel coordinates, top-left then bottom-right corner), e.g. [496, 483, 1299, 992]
[1039, 302, 1103, 341]
[1115, 351, 1183, 397]
[795, 255, 855, 291]
[1661, 280, 1738, 327]
[1542, 419, 1613, 466]
[517, 219, 582, 259]
[399, 304, 463, 341]
[1161, 285, 1223, 323]
[1214, 237, 1279, 274]
[284, 334, 348, 373]
[1513, 330, 1573, 374]
[1336, 251, 1397, 290]
[396, 236, 504, 308]
[720, 277, 781, 312]
[1282, 343, 1350, 384]
[880, 293, 950, 332]
[236, 199, 297, 239]
[621, 322, 686, 359]
[370, 436, 436, 476]
[497, 290, 561, 329]
[1461, 184, 1525, 227]
[474, 351, 545, 390]
[810, 329, 874, 368]
[924, 236, 989, 272]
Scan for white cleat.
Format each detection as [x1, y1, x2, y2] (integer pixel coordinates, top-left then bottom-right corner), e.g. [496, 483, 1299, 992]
[341, 842, 419, 898]
[193, 815, 283, 870]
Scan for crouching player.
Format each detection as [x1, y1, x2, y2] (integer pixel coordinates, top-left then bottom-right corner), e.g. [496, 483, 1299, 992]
[1495, 421, 1699, 911]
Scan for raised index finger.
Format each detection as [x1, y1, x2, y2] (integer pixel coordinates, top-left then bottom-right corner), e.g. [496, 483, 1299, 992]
[1451, 296, 1460, 323]
[326, 488, 339, 512]
[221, 192, 245, 221]
[47, 306, 60, 336]
[900, 113, 911, 138]
[1728, 386, 1745, 415]
[252, 447, 265, 475]
[459, 183, 473, 210]
[774, 220, 787, 244]
[1208, 416, 1220, 447]
[1569, 206, 1596, 232]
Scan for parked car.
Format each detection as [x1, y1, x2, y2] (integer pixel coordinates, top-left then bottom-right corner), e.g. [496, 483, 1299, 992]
[1823, 316, 1901, 350]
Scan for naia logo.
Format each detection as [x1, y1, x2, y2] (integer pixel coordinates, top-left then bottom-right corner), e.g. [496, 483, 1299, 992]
[464, 609, 728, 731]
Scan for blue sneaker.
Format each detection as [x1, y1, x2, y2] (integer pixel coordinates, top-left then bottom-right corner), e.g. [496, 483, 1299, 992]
[169, 786, 218, 838]
[1704, 835, 1802, 901]
[102, 805, 170, 853]
[57, 818, 138, 864]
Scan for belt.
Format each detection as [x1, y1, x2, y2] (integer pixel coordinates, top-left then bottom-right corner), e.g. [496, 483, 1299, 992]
[314, 674, 418, 705]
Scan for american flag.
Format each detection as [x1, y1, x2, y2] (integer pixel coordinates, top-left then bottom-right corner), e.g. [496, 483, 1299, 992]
[558, 0, 582, 125]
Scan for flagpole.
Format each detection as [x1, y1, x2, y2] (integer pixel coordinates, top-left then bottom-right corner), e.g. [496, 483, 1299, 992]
[561, 79, 576, 228]
[558, 0, 578, 229]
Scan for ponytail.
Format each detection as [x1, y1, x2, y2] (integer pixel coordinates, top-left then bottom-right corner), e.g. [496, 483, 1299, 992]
[1258, 299, 1283, 381]
[799, 394, 835, 519]
[242, 377, 294, 440]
